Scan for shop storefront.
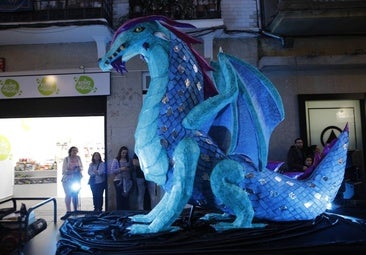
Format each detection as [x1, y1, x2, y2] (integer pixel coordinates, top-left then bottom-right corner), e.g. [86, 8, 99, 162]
[0, 71, 109, 201]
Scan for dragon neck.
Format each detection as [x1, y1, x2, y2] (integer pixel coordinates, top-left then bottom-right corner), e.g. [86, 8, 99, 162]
[146, 50, 169, 78]
[157, 34, 205, 155]
[135, 33, 205, 165]
[143, 32, 205, 112]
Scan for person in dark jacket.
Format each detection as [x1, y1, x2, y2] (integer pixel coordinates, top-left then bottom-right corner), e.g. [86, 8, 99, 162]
[286, 138, 308, 172]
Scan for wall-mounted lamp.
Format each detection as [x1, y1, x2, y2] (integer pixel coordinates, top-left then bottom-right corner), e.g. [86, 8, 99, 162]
[79, 65, 85, 73]
[0, 58, 5, 72]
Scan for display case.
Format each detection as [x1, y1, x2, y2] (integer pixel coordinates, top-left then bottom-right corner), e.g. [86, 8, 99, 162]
[14, 159, 57, 185]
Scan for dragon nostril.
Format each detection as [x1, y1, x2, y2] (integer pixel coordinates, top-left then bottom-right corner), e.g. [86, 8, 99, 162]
[98, 57, 108, 65]
[143, 42, 149, 50]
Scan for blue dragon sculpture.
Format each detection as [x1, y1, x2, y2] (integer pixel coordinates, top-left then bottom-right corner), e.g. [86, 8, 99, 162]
[99, 16, 349, 234]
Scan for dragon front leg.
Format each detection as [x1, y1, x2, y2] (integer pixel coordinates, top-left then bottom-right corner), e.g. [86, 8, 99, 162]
[128, 138, 200, 234]
[129, 191, 169, 223]
[182, 52, 239, 132]
[206, 159, 266, 231]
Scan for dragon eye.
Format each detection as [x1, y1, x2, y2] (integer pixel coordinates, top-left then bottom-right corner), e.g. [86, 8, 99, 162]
[134, 26, 145, 33]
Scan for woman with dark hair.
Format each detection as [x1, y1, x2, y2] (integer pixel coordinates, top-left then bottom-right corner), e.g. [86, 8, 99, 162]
[110, 146, 132, 210]
[61, 146, 83, 220]
[88, 152, 105, 212]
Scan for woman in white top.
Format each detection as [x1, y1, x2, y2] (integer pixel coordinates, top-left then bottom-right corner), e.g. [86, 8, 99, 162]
[61, 146, 83, 219]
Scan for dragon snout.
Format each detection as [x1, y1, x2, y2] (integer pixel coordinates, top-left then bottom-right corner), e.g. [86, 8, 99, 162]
[98, 55, 127, 74]
[98, 43, 128, 73]
[98, 57, 111, 72]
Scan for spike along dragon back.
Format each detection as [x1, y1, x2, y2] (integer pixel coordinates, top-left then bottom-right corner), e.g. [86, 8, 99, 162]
[99, 15, 349, 234]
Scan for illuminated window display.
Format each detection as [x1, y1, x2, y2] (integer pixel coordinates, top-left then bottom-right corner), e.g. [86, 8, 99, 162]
[0, 116, 104, 200]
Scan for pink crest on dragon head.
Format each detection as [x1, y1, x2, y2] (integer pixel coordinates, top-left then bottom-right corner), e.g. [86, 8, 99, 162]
[112, 15, 196, 43]
[112, 15, 218, 98]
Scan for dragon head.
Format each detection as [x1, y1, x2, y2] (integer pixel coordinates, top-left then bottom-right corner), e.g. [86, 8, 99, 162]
[98, 15, 197, 75]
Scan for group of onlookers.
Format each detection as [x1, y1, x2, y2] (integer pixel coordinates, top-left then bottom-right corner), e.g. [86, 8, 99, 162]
[109, 146, 162, 211]
[284, 135, 337, 179]
[60, 145, 162, 220]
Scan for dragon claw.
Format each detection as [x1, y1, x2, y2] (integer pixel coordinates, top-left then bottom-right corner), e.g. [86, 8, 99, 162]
[127, 224, 150, 234]
[128, 224, 181, 234]
[129, 214, 152, 223]
[200, 213, 232, 221]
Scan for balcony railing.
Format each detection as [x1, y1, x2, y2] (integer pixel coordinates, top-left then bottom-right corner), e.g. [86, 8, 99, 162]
[0, 0, 221, 29]
[0, 0, 113, 26]
[128, 0, 221, 20]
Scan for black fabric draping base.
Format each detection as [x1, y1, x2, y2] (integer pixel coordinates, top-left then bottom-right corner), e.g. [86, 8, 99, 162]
[56, 208, 366, 255]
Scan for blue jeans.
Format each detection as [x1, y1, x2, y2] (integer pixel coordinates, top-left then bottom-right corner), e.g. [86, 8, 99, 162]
[90, 182, 105, 211]
[114, 180, 129, 210]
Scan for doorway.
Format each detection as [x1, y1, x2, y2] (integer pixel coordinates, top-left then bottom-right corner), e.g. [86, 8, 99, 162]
[4, 116, 105, 198]
[0, 96, 107, 211]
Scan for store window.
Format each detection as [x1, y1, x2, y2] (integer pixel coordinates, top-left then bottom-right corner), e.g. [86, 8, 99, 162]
[0, 96, 107, 205]
[0, 116, 105, 200]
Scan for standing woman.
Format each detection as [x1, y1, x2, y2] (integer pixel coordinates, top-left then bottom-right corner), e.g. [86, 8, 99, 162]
[88, 152, 105, 212]
[61, 146, 83, 219]
[110, 146, 132, 210]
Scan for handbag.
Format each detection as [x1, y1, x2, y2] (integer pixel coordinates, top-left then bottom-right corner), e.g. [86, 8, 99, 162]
[120, 178, 133, 197]
[88, 175, 96, 185]
[88, 162, 99, 185]
[117, 161, 133, 196]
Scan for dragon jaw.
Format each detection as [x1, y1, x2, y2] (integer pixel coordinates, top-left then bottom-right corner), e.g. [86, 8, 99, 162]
[98, 36, 137, 74]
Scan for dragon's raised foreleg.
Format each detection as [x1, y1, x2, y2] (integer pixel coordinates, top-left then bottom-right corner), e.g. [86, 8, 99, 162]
[183, 52, 239, 133]
[128, 138, 200, 234]
[202, 159, 266, 231]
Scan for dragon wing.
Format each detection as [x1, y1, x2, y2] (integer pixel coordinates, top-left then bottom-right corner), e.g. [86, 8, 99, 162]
[209, 53, 285, 169]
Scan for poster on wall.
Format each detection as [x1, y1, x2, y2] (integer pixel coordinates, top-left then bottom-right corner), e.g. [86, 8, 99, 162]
[305, 100, 363, 151]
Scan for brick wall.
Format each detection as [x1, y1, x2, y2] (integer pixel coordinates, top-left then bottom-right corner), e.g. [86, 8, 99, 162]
[221, 0, 259, 31]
